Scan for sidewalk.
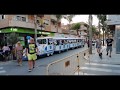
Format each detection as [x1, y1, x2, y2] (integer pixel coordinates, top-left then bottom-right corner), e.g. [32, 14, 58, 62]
[90, 46, 120, 65]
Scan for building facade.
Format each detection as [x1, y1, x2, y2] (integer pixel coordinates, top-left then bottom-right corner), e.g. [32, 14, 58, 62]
[0, 15, 62, 46]
[106, 15, 120, 53]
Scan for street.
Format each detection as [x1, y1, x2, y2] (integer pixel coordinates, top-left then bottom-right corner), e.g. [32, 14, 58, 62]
[0, 46, 87, 75]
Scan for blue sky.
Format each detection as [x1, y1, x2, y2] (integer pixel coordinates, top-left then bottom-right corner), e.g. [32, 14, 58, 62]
[61, 15, 99, 26]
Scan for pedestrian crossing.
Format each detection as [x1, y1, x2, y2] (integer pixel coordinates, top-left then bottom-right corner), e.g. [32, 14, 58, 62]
[75, 62, 120, 75]
[0, 67, 6, 74]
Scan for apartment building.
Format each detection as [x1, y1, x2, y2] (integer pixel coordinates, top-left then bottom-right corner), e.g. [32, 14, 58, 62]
[0, 15, 61, 46]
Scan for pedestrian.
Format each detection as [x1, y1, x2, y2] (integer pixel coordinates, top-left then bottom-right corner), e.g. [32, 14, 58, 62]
[87, 40, 89, 48]
[15, 41, 23, 66]
[2, 44, 10, 61]
[96, 38, 102, 59]
[26, 38, 38, 72]
[106, 35, 114, 57]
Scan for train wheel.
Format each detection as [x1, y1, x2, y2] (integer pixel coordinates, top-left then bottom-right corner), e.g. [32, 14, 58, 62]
[47, 53, 50, 57]
[58, 51, 61, 54]
[51, 53, 53, 56]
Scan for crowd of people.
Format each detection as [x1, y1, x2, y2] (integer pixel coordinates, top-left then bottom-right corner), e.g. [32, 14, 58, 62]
[0, 37, 38, 72]
[87, 35, 114, 59]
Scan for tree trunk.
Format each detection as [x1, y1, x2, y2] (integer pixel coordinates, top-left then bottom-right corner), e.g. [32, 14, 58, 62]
[89, 15, 92, 54]
[98, 20, 100, 39]
[77, 29, 79, 36]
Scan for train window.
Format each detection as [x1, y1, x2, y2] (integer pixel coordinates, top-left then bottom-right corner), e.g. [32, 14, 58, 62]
[37, 39, 46, 44]
[43, 39, 46, 44]
[48, 39, 53, 45]
[56, 40, 60, 45]
[62, 40, 64, 44]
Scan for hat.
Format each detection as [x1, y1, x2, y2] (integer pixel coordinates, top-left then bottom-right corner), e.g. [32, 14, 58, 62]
[17, 41, 21, 44]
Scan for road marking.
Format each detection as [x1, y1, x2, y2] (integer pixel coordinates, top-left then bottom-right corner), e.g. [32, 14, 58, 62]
[80, 67, 120, 74]
[0, 70, 6, 74]
[85, 63, 120, 68]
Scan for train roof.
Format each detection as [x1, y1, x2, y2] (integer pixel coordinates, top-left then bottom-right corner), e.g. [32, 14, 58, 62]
[36, 37, 85, 40]
[36, 37, 53, 39]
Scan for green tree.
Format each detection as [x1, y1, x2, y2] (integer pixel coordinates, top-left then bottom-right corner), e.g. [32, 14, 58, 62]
[71, 23, 81, 36]
[92, 25, 99, 36]
[97, 15, 107, 45]
[7, 32, 20, 46]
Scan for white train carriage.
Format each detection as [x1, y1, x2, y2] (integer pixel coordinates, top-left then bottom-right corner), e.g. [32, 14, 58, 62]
[53, 38, 62, 53]
[68, 38, 76, 49]
[36, 37, 54, 56]
[53, 38, 69, 53]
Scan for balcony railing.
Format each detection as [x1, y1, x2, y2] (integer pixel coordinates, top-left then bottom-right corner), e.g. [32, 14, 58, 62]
[51, 15, 57, 21]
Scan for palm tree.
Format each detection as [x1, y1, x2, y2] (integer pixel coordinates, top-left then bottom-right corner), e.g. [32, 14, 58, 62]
[97, 15, 107, 45]
[71, 23, 81, 36]
[63, 15, 75, 37]
[56, 15, 63, 33]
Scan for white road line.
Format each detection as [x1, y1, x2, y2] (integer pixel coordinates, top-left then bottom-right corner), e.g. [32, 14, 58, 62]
[80, 67, 120, 74]
[85, 63, 120, 68]
[0, 70, 6, 74]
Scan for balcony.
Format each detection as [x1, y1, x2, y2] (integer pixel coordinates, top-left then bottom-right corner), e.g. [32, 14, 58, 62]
[57, 28, 62, 33]
[51, 25, 57, 32]
[62, 29, 69, 34]
[80, 31, 87, 36]
[51, 15, 57, 21]
[79, 26, 87, 31]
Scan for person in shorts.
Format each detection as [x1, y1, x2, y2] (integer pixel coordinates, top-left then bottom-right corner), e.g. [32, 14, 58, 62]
[106, 35, 114, 57]
[26, 38, 38, 72]
[96, 38, 102, 58]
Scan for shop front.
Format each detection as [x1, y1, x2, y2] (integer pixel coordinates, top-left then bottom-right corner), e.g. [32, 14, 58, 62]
[0, 27, 55, 46]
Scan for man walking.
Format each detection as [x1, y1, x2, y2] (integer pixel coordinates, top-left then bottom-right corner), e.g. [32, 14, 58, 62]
[26, 38, 38, 72]
[106, 35, 114, 57]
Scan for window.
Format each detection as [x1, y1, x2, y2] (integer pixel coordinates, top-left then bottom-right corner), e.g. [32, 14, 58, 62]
[0, 15, 5, 20]
[37, 39, 46, 44]
[16, 16, 21, 21]
[22, 17, 26, 22]
[48, 39, 53, 45]
[16, 15, 27, 22]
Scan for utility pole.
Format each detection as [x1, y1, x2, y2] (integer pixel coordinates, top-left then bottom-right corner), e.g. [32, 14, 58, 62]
[34, 15, 37, 43]
[88, 15, 93, 54]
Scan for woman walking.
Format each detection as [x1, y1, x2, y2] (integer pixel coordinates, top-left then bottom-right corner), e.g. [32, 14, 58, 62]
[15, 41, 23, 66]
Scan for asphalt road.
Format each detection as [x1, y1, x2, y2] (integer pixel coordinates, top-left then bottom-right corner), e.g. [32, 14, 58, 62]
[0, 45, 88, 75]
